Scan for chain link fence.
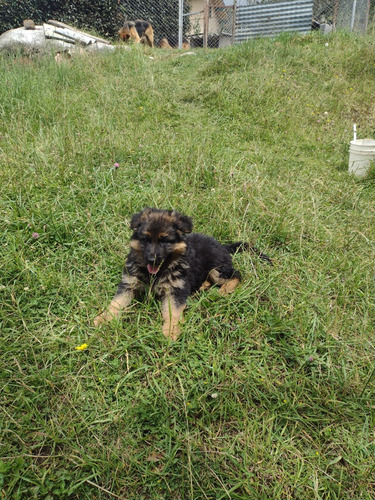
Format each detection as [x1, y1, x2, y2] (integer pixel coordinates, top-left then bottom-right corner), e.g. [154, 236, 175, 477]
[1, 0, 373, 46]
[116, 0, 372, 49]
[313, 0, 372, 32]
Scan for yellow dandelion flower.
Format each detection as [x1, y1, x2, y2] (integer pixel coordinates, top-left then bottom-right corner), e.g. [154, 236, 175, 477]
[75, 343, 88, 351]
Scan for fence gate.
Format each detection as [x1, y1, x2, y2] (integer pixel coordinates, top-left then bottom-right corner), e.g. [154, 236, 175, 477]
[182, 0, 236, 48]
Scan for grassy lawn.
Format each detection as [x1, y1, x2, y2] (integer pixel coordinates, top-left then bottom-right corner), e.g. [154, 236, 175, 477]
[0, 31, 374, 498]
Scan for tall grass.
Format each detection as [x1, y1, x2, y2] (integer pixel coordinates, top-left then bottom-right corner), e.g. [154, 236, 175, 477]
[1, 33, 374, 498]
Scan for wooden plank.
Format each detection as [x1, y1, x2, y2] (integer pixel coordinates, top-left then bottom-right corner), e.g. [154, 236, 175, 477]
[44, 24, 76, 44]
[47, 20, 110, 44]
[44, 24, 98, 46]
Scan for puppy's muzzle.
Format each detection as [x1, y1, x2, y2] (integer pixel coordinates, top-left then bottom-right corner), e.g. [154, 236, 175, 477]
[146, 244, 163, 267]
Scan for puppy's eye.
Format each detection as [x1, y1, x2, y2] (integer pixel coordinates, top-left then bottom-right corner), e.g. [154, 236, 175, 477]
[140, 233, 151, 243]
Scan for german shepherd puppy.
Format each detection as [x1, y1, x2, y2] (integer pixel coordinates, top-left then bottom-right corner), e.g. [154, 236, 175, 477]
[94, 208, 271, 340]
[118, 20, 154, 48]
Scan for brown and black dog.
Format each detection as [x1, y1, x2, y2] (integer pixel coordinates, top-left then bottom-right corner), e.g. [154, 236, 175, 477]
[94, 208, 271, 340]
[118, 20, 154, 48]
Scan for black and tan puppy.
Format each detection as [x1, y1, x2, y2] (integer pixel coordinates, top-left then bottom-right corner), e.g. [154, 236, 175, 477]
[118, 20, 154, 48]
[94, 208, 271, 340]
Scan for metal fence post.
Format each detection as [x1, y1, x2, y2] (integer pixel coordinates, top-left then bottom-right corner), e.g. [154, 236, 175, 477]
[203, 0, 209, 48]
[178, 0, 183, 49]
[232, 0, 237, 45]
[350, 0, 357, 29]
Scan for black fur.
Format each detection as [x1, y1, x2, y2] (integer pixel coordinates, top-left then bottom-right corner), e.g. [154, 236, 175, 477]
[132, 20, 152, 38]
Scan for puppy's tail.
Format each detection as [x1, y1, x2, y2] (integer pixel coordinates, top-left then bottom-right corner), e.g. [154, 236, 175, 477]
[225, 242, 273, 265]
[224, 241, 249, 254]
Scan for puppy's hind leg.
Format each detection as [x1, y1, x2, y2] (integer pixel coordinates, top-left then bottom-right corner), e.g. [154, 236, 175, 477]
[208, 268, 241, 296]
[219, 276, 241, 295]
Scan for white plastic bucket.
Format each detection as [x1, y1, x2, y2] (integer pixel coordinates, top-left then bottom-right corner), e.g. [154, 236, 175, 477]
[348, 139, 375, 178]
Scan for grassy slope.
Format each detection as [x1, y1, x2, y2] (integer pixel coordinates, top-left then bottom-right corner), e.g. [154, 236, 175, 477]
[0, 32, 374, 498]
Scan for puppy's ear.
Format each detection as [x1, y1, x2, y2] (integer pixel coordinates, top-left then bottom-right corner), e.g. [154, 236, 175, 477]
[172, 211, 193, 234]
[130, 208, 150, 230]
[130, 212, 142, 230]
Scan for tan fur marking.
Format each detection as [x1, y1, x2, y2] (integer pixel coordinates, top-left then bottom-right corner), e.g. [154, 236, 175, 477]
[118, 26, 139, 43]
[129, 25, 141, 43]
[161, 296, 186, 340]
[219, 277, 240, 295]
[168, 277, 185, 289]
[199, 280, 212, 291]
[158, 37, 172, 49]
[130, 239, 142, 251]
[94, 290, 133, 326]
[155, 276, 185, 296]
[207, 269, 240, 295]
[148, 212, 174, 225]
[122, 274, 140, 286]
[172, 242, 187, 255]
[142, 25, 154, 48]
[158, 37, 190, 50]
[207, 269, 227, 285]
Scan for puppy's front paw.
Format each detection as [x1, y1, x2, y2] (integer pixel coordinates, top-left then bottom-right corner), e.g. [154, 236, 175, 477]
[162, 323, 181, 341]
[93, 312, 111, 327]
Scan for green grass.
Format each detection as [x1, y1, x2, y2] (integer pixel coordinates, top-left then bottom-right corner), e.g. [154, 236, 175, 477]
[1, 33, 375, 498]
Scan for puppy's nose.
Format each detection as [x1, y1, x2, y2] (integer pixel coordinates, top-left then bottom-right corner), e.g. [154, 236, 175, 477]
[146, 250, 159, 264]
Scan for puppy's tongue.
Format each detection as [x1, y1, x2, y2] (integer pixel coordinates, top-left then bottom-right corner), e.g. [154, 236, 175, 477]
[147, 263, 159, 274]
